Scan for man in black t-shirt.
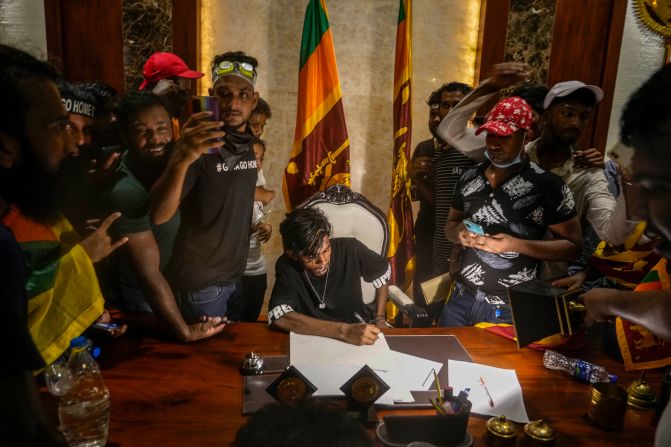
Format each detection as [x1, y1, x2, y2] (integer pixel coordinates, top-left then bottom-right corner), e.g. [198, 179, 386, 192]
[150, 51, 260, 319]
[440, 97, 582, 327]
[268, 208, 391, 345]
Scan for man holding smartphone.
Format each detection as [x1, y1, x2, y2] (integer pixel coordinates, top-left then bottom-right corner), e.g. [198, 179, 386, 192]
[441, 97, 582, 326]
[101, 92, 225, 341]
[150, 51, 260, 319]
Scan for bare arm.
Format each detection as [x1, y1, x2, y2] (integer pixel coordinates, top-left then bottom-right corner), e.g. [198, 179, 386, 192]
[463, 216, 582, 261]
[374, 284, 389, 329]
[437, 62, 529, 160]
[124, 231, 225, 342]
[150, 112, 226, 224]
[270, 312, 380, 345]
[445, 207, 466, 244]
[254, 186, 276, 206]
[582, 288, 671, 342]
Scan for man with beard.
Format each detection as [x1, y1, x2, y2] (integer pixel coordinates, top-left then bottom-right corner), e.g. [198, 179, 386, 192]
[58, 81, 96, 156]
[102, 92, 225, 341]
[139, 51, 204, 128]
[0, 44, 121, 445]
[150, 51, 259, 319]
[440, 97, 582, 327]
[581, 63, 671, 447]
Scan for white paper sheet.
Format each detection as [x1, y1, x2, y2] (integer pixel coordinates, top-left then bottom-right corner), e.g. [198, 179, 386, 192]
[448, 359, 529, 423]
[289, 332, 443, 404]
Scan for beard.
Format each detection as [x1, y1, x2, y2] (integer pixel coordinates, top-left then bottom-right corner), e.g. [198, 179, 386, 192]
[0, 138, 80, 225]
[164, 90, 188, 118]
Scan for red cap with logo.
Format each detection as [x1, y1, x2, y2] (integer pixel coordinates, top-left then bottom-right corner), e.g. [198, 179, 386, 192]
[475, 96, 533, 137]
[138, 52, 204, 91]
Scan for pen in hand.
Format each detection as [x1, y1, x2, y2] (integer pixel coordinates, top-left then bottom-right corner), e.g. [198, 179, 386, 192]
[354, 312, 367, 324]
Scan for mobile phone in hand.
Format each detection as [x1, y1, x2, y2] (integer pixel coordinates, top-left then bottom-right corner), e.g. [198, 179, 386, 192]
[254, 209, 272, 226]
[463, 219, 485, 236]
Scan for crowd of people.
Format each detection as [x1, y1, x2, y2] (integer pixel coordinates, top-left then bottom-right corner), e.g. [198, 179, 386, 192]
[1, 41, 671, 445]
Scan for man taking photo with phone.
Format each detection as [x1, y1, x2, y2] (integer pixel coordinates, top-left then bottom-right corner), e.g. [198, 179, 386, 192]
[150, 51, 260, 319]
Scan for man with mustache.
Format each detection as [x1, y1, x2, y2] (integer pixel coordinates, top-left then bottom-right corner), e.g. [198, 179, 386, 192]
[100, 92, 226, 341]
[150, 51, 259, 319]
[0, 44, 123, 445]
[440, 96, 582, 326]
[581, 62, 671, 447]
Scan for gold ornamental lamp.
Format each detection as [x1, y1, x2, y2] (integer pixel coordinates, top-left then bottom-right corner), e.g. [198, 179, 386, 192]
[634, 0, 671, 64]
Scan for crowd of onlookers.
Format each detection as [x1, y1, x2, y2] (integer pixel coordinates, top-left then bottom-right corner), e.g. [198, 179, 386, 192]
[2, 42, 671, 446]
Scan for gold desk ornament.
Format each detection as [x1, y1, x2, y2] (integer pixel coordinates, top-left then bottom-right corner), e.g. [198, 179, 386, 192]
[265, 365, 317, 405]
[634, 0, 671, 65]
[627, 371, 657, 410]
[587, 382, 628, 431]
[485, 415, 517, 446]
[523, 419, 556, 446]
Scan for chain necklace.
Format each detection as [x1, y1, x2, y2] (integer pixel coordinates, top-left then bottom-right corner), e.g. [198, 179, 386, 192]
[304, 267, 329, 309]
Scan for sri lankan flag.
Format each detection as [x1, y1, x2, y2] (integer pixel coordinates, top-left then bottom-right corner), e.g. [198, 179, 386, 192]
[283, 0, 350, 211]
[2, 206, 104, 366]
[386, 0, 415, 292]
[616, 258, 671, 370]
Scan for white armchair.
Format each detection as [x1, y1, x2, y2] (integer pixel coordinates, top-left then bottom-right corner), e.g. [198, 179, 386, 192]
[299, 184, 430, 327]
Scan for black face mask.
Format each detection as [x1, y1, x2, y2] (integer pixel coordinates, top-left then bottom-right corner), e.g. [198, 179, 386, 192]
[218, 129, 253, 170]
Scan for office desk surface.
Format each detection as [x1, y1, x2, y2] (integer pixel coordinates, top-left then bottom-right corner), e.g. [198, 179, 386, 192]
[42, 323, 659, 446]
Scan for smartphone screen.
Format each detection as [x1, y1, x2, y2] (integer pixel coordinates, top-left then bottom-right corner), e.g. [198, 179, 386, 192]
[463, 219, 485, 236]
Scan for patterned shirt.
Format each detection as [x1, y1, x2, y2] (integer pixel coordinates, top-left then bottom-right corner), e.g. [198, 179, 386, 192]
[432, 143, 477, 275]
[452, 158, 577, 298]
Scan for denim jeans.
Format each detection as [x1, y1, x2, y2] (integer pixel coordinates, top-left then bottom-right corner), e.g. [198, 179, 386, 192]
[438, 281, 512, 327]
[176, 284, 236, 320]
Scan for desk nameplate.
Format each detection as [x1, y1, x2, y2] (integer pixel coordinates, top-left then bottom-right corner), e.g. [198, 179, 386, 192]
[242, 334, 472, 414]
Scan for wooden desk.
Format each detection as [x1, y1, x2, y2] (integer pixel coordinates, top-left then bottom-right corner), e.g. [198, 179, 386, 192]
[43, 323, 659, 446]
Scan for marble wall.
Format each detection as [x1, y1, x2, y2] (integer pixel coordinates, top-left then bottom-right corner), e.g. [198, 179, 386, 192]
[605, 0, 664, 152]
[122, 0, 172, 90]
[0, 0, 47, 58]
[199, 0, 481, 305]
[504, 0, 556, 84]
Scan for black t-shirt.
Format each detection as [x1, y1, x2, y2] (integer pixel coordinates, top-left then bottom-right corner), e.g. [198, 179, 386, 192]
[411, 138, 435, 232]
[268, 238, 391, 324]
[168, 144, 257, 292]
[0, 224, 44, 374]
[452, 158, 577, 298]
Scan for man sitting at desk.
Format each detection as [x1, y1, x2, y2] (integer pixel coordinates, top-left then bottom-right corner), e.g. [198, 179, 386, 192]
[267, 208, 390, 345]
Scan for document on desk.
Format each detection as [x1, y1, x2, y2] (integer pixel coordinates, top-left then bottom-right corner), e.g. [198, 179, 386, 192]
[290, 332, 443, 405]
[448, 359, 529, 423]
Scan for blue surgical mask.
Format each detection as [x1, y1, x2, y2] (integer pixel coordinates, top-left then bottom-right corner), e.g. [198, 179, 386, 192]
[485, 132, 526, 168]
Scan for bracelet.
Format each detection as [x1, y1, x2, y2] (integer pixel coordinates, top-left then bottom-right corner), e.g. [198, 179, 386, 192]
[374, 315, 386, 320]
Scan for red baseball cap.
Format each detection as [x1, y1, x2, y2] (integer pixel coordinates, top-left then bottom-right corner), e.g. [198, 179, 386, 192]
[475, 96, 533, 137]
[138, 52, 204, 91]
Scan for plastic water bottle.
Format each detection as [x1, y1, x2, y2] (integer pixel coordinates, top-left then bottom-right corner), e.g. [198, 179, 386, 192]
[45, 354, 73, 397]
[58, 337, 111, 447]
[543, 350, 617, 384]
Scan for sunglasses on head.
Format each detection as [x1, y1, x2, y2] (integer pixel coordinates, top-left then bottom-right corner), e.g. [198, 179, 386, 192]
[215, 61, 256, 79]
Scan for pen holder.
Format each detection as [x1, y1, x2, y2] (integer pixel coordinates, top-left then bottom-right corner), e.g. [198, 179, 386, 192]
[383, 397, 471, 446]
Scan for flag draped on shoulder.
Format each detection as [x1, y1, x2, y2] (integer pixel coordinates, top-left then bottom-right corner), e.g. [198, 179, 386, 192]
[283, 0, 350, 211]
[616, 258, 671, 370]
[387, 0, 415, 292]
